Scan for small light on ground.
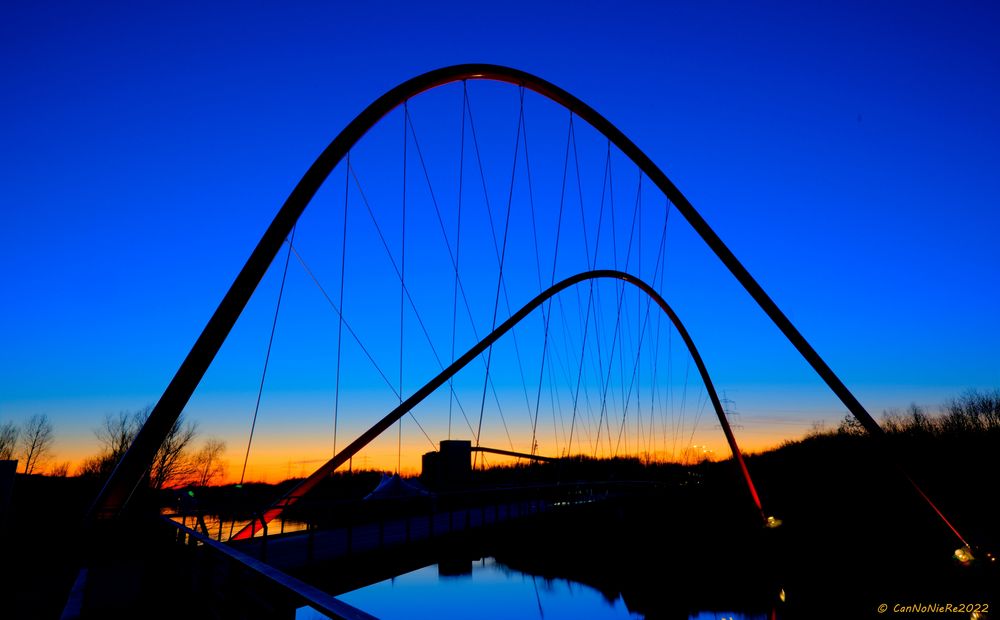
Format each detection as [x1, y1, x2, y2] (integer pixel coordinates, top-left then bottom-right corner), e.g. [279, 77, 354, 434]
[953, 546, 974, 565]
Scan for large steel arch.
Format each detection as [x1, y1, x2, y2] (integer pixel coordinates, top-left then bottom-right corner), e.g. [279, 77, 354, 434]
[232, 269, 764, 540]
[88, 64, 966, 548]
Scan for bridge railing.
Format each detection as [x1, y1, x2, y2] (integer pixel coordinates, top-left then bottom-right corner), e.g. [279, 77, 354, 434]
[272, 480, 633, 530]
[160, 515, 378, 620]
[161, 479, 667, 551]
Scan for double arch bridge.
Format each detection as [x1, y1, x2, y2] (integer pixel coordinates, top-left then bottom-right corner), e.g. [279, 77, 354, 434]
[87, 64, 968, 562]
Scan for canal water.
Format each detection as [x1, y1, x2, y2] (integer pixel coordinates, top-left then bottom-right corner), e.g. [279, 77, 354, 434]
[164, 511, 310, 539]
[295, 557, 768, 620]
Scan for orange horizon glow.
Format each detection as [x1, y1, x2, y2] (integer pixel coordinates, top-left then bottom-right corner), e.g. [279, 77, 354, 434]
[28, 431, 795, 485]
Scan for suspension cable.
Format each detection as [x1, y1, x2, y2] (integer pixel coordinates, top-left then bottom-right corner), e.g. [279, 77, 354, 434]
[471, 89, 524, 457]
[289, 245, 437, 451]
[531, 110, 572, 454]
[398, 102, 407, 474]
[646, 200, 672, 459]
[594, 171, 642, 455]
[239, 227, 296, 485]
[523, 89, 555, 455]
[465, 88, 526, 453]
[347, 161, 478, 435]
[333, 154, 350, 456]
[448, 82, 467, 440]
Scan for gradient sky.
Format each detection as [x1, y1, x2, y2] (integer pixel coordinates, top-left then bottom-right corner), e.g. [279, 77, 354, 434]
[2, 1, 998, 480]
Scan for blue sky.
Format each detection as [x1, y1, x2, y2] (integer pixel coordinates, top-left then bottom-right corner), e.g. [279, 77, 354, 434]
[2, 1, 998, 475]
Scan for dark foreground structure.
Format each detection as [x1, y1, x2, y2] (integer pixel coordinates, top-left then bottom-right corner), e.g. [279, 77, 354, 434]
[8, 449, 995, 619]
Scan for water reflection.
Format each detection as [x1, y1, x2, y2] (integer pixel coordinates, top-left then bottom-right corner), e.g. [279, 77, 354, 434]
[296, 558, 768, 620]
[163, 510, 309, 540]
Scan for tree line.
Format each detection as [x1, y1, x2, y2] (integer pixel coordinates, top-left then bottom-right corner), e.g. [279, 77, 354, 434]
[835, 388, 1000, 437]
[4, 389, 996, 484]
[78, 407, 227, 488]
[0, 408, 227, 488]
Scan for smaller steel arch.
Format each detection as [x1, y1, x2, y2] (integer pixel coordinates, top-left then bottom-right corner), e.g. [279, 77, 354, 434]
[232, 269, 765, 540]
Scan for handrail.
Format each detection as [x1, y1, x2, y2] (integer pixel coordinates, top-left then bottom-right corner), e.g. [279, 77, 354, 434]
[161, 516, 378, 620]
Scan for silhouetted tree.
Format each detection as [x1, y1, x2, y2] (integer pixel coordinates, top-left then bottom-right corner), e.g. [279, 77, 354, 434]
[905, 404, 933, 435]
[832, 392, 1000, 441]
[89, 407, 198, 488]
[20, 413, 54, 474]
[77, 454, 112, 478]
[0, 421, 18, 460]
[837, 414, 865, 436]
[49, 462, 70, 477]
[942, 389, 1000, 433]
[191, 438, 227, 487]
[95, 409, 145, 463]
[82, 410, 145, 480]
[150, 415, 197, 490]
[880, 410, 905, 434]
[881, 404, 935, 436]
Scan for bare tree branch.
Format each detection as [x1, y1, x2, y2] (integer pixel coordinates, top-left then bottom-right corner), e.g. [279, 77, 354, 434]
[20, 414, 54, 474]
[150, 417, 197, 490]
[0, 421, 18, 461]
[88, 407, 198, 488]
[191, 438, 227, 487]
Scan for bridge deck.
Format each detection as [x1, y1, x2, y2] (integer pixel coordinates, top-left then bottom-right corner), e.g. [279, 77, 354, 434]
[232, 496, 552, 571]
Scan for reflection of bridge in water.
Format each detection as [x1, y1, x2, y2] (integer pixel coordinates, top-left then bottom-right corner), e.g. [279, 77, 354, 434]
[69, 64, 974, 619]
[162, 475, 682, 619]
[233, 482, 633, 572]
[159, 439, 682, 617]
